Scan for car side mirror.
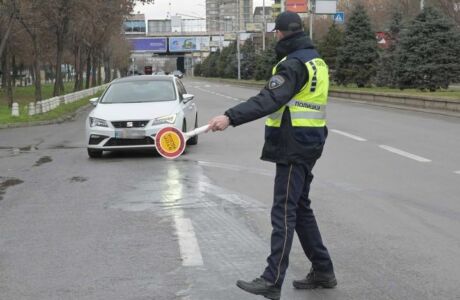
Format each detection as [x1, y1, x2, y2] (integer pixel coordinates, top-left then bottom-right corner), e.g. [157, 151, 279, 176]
[89, 97, 99, 106]
[182, 94, 194, 103]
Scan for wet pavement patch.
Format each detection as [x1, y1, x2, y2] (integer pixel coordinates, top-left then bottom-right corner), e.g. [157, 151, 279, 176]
[0, 177, 24, 201]
[34, 156, 52, 167]
[70, 176, 87, 183]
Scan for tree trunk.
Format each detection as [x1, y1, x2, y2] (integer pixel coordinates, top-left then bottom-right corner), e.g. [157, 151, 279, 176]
[91, 54, 97, 87]
[53, 32, 64, 96]
[78, 48, 85, 90]
[5, 51, 13, 108]
[12, 55, 17, 88]
[1, 53, 6, 89]
[104, 56, 111, 83]
[73, 46, 80, 91]
[85, 50, 91, 89]
[32, 40, 42, 102]
[97, 57, 102, 86]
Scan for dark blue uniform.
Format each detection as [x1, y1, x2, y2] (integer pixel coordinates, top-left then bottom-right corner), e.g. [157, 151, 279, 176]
[225, 31, 334, 288]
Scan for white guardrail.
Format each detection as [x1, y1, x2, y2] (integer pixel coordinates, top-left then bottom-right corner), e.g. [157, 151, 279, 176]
[11, 84, 108, 117]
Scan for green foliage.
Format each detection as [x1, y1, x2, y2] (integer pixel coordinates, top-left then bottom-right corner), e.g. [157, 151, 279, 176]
[0, 92, 102, 125]
[194, 39, 278, 81]
[376, 11, 403, 87]
[241, 40, 257, 80]
[199, 50, 220, 77]
[395, 7, 460, 91]
[254, 39, 277, 81]
[336, 4, 379, 87]
[318, 23, 344, 78]
[217, 42, 237, 78]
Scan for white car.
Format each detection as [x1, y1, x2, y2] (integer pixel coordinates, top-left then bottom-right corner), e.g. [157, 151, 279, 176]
[86, 75, 198, 158]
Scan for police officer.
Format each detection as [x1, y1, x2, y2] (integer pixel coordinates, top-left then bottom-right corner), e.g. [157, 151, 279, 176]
[207, 11, 337, 300]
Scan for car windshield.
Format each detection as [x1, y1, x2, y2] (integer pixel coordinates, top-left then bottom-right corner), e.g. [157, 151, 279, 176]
[101, 80, 176, 103]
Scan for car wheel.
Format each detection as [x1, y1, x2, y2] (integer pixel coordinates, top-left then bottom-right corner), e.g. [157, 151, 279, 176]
[87, 148, 103, 158]
[187, 113, 198, 145]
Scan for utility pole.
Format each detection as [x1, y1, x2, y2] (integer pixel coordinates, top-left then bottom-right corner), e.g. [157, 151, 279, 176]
[281, 0, 285, 12]
[420, 0, 425, 11]
[310, 0, 315, 40]
[262, 0, 266, 51]
[236, 0, 241, 80]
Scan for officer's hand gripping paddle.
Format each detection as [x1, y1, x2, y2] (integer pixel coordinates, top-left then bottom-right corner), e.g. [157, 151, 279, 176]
[155, 125, 209, 159]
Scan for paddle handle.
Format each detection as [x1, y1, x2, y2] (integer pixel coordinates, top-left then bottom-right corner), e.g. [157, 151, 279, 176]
[184, 125, 209, 139]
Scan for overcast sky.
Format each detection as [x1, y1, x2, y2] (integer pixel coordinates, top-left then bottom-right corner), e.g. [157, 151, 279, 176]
[134, 0, 275, 20]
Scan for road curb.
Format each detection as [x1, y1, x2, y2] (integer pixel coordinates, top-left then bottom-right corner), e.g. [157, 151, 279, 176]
[0, 104, 92, 130]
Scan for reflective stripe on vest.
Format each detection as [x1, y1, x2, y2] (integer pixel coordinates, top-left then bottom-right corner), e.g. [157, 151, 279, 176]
[266, 57, 328, 128]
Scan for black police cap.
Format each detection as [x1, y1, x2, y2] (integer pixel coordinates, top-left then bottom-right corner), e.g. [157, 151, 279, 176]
[274, 11, 303, 32]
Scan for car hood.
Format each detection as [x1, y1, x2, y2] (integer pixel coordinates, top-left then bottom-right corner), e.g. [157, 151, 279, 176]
[91, 101, 179, 121]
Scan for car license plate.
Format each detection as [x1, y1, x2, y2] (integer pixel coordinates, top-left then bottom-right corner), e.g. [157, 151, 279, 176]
[114, 129, 145, 139]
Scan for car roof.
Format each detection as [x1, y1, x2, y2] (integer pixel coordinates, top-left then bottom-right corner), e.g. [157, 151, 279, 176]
[111, 75, 175, 84]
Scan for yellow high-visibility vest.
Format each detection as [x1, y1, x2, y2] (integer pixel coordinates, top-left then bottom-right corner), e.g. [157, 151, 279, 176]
[265, 56, 328, 128]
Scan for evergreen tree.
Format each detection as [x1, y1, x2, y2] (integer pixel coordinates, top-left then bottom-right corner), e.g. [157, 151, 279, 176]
[217, 42, 237, 78]
[318, 23, 344, 80]
[200, 50, 220, 77]
[376, 11, 403, 87]
[254, 39, 277, 81]
[336, 4, 379, 87]
[395, 7, 460, 91]
[241, 39, 257, 80]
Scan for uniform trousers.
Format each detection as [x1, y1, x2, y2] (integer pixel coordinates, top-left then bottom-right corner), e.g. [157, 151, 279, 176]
[261, 162, 334, 287]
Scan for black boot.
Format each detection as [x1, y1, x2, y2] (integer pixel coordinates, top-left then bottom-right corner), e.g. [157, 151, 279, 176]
[236, 277, 281, 300]
[293, 268, 337, 289]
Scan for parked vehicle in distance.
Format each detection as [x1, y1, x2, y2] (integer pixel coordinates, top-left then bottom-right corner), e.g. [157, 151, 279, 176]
[86, 75, 199, 158]
[172, 70, 184, 79]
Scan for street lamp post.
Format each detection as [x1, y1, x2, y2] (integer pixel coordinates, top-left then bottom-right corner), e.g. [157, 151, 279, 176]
[236, 0, 241, 80]
[262, 0, 266, 51]
[310, 0, 315, 40]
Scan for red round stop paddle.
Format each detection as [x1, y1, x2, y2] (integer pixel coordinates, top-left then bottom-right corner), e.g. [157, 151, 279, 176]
[155, 125, 209, 159]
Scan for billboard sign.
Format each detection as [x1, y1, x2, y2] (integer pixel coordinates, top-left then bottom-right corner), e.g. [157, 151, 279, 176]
[285, 0, 308, 13]
[168, 37, 210, 52]
[315, 0, 337, 14]
[224, 33, 237, 41]
[246, 23, 264, 32]
[169, 37, 198, 52]
[129, 38, 167, 53]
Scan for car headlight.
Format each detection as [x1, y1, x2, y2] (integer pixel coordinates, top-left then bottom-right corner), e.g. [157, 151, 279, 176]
[89, 117, 108, 128]
[152, 114, 177, 126]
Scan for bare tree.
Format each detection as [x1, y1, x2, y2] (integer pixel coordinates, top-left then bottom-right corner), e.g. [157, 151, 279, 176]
[15, 0, 49, 102]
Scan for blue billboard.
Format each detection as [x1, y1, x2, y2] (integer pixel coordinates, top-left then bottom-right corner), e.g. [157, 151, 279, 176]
[129, 38, 167, 53]
[169, 37, 198, 52]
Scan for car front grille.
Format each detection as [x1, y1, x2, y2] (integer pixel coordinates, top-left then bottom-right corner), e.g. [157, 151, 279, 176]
[111, 120, 149, 128]
[104, 137, 154, 147]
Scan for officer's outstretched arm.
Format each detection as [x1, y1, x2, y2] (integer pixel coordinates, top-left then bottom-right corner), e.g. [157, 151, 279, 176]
[224, 59, 308, 127]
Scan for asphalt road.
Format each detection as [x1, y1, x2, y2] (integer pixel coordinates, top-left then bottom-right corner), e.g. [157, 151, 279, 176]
[1, 78, 459, 300]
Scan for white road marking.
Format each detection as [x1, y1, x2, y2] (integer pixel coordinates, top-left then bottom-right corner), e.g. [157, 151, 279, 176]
[379, 145, 432, 163]
[454, 171, 460, 175]
[331, 129, 367, 142]
[174, 216, 204, 266]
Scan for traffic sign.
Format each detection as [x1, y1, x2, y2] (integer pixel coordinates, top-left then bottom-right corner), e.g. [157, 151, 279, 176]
[334, 12, 345, 24]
